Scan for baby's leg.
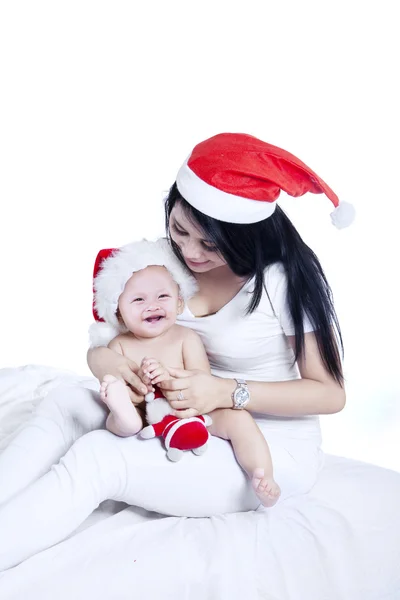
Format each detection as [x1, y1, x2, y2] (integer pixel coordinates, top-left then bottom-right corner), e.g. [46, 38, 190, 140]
[100, 375, 143, 437]
[209, 409, 281, 507]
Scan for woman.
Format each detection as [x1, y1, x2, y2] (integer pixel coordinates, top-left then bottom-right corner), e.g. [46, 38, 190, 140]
[0, 133, 353, 570]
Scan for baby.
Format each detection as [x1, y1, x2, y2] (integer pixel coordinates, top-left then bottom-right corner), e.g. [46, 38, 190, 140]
[90, 239, 281, 507]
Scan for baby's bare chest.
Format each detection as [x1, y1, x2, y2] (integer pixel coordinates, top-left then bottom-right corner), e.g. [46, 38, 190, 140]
[120, 331, 185, 368]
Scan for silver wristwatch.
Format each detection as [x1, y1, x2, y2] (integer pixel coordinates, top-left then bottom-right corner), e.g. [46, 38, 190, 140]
[231, 378, 250, 410]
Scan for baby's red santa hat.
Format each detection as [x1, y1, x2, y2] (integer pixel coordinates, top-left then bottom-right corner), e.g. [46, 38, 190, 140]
[89, 238, 198, 348]
[176, 133, 355, 228]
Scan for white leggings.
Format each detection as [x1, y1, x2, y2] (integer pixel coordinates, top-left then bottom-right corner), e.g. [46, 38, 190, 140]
[0, 385, 322, 570]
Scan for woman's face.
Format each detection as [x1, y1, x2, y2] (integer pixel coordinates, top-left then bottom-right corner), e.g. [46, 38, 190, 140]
[169, 202, 227, 273]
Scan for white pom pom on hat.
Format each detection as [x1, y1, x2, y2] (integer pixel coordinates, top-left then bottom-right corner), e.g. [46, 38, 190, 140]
[329, 201, 356, 229]
[176, 133, 355, 228]
[89, 238, 198, 348]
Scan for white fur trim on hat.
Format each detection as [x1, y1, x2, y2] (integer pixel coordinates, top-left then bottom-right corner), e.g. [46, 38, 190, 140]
[89, 238, 198, 348]
[88, 322, 125, 349]
[176, 157, 276, 224]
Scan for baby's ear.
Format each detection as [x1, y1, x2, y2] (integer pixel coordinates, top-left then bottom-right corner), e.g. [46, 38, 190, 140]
[177, 295, 185, 315]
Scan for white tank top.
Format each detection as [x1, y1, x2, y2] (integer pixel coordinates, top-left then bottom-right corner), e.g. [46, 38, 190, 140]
[177, 262, 322, 441]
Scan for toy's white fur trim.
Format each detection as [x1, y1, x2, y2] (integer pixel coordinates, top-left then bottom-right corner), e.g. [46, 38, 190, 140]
[330, 201, 355, 229]
[176, 157, 276, 224]
[139, 425, 156, 439]
[145, 396, 173, 424]
[89, 238, 198, 347]
[164, 417, 204, 449]
[202, 414, 212, 426]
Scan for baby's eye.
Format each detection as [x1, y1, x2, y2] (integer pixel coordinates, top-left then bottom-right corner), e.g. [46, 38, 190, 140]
[159, 294, 170, 299]
[132, 297, 144, 302]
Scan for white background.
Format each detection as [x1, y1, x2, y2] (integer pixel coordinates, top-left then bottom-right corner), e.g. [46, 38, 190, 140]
[1, 1, 399, 470]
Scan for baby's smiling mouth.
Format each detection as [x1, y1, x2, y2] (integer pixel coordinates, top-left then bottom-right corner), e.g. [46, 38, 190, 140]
[144, 316, 164, 323]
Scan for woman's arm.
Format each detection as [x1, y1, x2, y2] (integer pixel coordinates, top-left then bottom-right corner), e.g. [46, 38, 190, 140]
[87, 346, 148, 398]
[222, 332, 345, 415]
[160, 332, 345, 418]
[224, 333, 345, 416]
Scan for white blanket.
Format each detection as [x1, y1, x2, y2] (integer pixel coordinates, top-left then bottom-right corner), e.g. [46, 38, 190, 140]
[0, 366, 399, 600]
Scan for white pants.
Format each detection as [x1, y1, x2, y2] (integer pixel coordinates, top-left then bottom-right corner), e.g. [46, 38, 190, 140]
[0, 385, 323, 570]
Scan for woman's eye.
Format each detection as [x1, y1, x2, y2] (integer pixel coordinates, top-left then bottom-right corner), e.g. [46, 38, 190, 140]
[172, 223, 187, 236]
[172, 222, 216, 251]
[202, 242, 217, 252]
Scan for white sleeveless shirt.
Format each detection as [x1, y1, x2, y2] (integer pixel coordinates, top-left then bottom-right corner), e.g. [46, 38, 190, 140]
[177, 262, 322, 442]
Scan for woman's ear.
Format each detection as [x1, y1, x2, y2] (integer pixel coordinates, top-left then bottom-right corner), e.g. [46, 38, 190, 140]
[177, 296, 185, 315]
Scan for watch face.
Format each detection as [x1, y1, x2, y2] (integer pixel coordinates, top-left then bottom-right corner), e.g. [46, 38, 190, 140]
[235, 387, 249, 406]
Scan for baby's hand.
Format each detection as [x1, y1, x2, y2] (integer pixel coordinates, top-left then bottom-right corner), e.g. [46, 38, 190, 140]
[139, 357, 170, 387]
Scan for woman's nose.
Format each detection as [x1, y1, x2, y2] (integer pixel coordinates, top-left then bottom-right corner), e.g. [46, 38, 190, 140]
[182, 238, 203, 259]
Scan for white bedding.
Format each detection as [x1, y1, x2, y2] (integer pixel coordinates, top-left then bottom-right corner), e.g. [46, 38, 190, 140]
[0, 366, 399, 600]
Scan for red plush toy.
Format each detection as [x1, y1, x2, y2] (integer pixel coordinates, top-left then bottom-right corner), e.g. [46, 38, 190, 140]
[140, 389, 212, 462]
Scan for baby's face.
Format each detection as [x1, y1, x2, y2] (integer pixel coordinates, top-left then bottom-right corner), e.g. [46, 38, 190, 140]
[118, 265, 183, 339]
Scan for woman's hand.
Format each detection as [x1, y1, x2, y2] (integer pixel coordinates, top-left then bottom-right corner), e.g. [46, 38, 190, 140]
[87, 347, 148, 405]
[157, 368, 231, 418]
[115, 359, 150, 405]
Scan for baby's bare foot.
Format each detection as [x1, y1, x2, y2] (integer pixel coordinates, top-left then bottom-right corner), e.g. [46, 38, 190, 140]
[252, 468, 281, 508]
[100, 375, 127, 410]
[100, 374, 142, 435]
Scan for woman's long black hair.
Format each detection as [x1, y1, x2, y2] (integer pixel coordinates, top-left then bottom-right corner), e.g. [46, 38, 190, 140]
[165, 183, 344, 385]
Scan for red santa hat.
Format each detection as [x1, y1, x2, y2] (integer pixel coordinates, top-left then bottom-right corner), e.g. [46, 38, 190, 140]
[89, 238, 197, 348]
[176, 133, 355, 228]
